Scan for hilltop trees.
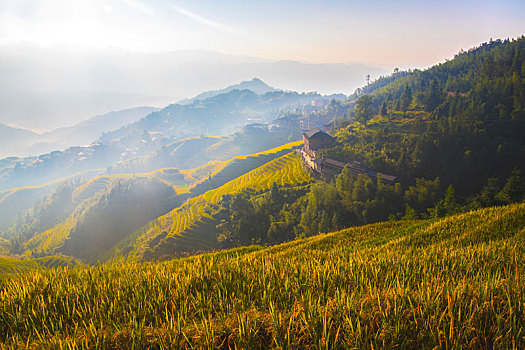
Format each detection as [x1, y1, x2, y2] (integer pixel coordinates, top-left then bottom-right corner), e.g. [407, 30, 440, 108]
[380, 101, 388, 116]
[324, 37, 525, 199]
[354, 95, 373, 125]
[400, 85, 413, 113]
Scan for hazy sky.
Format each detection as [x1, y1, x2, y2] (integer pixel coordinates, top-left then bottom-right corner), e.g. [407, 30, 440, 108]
[1, 0, 524, 67]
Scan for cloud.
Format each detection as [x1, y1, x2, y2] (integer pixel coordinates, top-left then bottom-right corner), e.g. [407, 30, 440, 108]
[171, 6, 240, 36]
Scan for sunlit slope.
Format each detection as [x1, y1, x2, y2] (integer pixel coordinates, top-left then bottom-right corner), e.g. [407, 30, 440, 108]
[1, 203, 524, 348]
[0, 186, 49, 231]
[123, 152, 312, 261]
[0, 237, 9, 255]
[6, 170, 187, 247]
[188, 140, 303, 196]
[0, 255, 78, 274]
[111, 136, 225, 173]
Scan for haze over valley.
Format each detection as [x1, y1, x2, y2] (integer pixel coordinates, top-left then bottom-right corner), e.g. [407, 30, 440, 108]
[0, 44, 386, 131]
[1, 0, 524, 348]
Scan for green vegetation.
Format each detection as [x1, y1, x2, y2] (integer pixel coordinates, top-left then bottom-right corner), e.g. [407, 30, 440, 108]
[0, 169, 105, 231]
[0, 237, 9, 255]
[328, 37, 525, 199]
[0, 38, 524, 349]
[0, 186, 49, 231]
[189, 141, 302, 196]
[1, 203, 524, 348]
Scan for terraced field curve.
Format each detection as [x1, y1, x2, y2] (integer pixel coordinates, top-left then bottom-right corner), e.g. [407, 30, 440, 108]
[128, 152, 312, 260]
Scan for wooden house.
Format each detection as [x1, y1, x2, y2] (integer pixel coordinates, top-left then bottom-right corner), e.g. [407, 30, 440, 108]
[302, 127, 335, 155]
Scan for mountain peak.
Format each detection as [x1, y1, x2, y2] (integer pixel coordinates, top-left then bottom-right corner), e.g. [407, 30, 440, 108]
[178, 78, 277, 105]
[235, 78, 276, 94]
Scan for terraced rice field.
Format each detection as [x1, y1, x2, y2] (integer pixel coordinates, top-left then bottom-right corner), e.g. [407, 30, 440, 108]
[1, 203, 524, 348]
[131, 153, 312, 256]
[72, 176, 114, 202]
[0, 255, 77, 274]
[205, 140, 242, 160]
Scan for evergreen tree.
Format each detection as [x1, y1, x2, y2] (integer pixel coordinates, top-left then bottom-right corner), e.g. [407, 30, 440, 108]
[354, 95, 373, 126]
[497, 170, 524, 204]
[380, 101, 388, 116]
[401, 85, 413, 113]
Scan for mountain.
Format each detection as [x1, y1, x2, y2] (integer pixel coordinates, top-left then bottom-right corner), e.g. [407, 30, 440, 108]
[0, 81, 325, 191]
[1, 38, 525, 350]
[0, 123, 39, 158]
[108, 125, 301, 173]
[4, 38, 525, 267]
[0, 144, 122, 192]
[0, 44, 386, 130]
[178, 78, 277, 104]
[27, 107, 159, 156]
[0, 107, 158, 158]
[329, 37, 525, 196]
[0, 122, 299, 193]
[99, 89, 333, 144]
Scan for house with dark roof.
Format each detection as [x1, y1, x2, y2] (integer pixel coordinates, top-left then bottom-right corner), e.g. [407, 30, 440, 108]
[299, 127, 397, 183]
[302, 127, 335, 155]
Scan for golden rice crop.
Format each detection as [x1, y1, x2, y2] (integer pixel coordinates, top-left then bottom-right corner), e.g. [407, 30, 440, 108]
[1, 203, 524, 349]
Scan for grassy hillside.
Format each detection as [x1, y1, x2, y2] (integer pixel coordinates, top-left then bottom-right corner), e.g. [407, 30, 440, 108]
[0, 186, 49, 231]
[188, 140, 303, 196]
[72, 168, 192, 202]
[118, 151, 312, 261]
[0, 237, 9, 255]
[1, 203, 524, 348]
[4, 169, 188, 248]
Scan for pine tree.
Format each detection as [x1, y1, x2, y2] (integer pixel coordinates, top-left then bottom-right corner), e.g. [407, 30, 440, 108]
[381, 101, 388, 116]
[401, 85, 412, 113]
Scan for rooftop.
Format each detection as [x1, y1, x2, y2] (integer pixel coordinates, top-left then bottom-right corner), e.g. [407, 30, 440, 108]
[302, 127, 333, 139]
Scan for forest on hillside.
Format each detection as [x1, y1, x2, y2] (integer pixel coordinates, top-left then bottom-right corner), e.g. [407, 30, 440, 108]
[215, 37, 525, 248]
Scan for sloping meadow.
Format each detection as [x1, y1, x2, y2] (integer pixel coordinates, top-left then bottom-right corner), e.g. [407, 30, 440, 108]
[1, 203, 524, 348]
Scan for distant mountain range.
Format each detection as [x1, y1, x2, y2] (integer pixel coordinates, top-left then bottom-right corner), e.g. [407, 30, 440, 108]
[99, 86, 336, 144]
[0, 123, 39, 158]
[0, 78, 341, 191]
[0, 44, 386, 130]
[0, 107, 157, 158]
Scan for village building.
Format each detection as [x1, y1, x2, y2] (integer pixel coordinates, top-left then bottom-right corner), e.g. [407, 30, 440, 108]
[299, 127, 397, 183]
[302, 127, 335, 156]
